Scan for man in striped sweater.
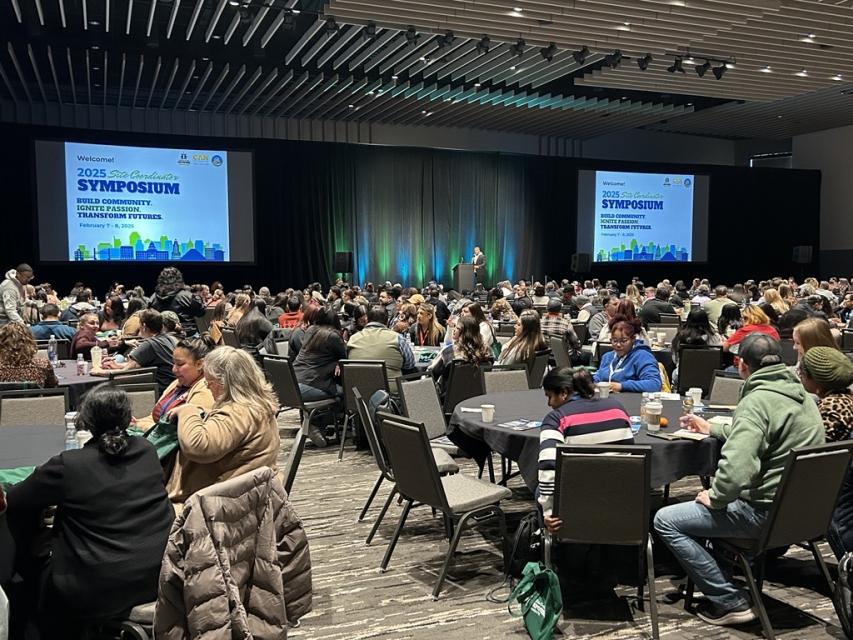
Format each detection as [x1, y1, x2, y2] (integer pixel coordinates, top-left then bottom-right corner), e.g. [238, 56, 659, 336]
[538, 367, 634, 532]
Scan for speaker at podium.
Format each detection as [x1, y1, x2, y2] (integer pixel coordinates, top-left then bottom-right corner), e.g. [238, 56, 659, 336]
[453, 262, 475, 293]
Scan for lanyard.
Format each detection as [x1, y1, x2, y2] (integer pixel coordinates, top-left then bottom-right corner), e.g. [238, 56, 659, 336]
[418, 328, 428, 346]
[608, 353, 628, 382]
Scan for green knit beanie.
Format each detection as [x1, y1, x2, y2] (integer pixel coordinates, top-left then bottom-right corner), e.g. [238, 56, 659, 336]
[802, 347, 853, 390]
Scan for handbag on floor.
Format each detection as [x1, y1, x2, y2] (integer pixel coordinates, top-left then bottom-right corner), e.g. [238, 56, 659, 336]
[508, 561, 563, 640]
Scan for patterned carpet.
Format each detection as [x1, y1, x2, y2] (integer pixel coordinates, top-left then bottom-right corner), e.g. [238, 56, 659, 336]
[276, 410, 845, 640]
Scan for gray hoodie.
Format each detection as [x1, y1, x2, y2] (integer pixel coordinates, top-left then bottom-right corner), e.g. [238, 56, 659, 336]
[0, 269, 25, 325]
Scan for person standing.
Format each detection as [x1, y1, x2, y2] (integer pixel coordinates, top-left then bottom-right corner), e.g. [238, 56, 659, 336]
[472, 246, 486, 284]
[0, 264, 33, 326]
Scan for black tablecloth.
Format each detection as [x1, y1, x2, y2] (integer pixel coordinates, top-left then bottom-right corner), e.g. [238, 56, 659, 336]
[55, 360, 105, 408]
[0, 426, 65, 470]
[448, 390, 720, 491]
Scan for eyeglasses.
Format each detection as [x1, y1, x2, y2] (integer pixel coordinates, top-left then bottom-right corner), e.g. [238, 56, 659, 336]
[611, 338, 632, 345]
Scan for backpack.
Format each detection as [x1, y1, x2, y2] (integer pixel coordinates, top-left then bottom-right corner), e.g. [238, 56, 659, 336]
[834, 551, 853, 639]
[508, 510, 544, 578]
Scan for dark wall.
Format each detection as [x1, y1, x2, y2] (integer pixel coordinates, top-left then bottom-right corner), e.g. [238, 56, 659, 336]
[0, 123, 820, 295]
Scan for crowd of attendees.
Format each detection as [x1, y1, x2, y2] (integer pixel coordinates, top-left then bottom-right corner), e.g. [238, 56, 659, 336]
[2, 263, 853, 635]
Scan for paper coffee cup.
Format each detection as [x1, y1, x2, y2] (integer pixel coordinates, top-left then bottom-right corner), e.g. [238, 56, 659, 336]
[657, 331, 667, 344]
[688, 387, 703, 404]
[596, 382, 610, 398]
[645, 401, 663, 432]
[481, 404, 495, 423]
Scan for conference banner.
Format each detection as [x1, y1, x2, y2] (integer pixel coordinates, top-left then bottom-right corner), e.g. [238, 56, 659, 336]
[593, 170, 695, 262]
[64, 142, 230, 262]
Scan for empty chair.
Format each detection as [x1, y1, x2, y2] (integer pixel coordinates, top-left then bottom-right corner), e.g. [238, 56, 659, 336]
[658, 314, 681, 326]
[545, 445, 658, 639]
[220, 327, 240, 348]
[353, 389, 458, 545]
[527, 349, 551, 389]
[708, 371, 745, 406]
[338, 360, 389, 461]
[550, 336, 571, 368]
[377, 413, 511, 599]
[482, 368, 529, 394]
[495, 323, 516, 337]
[0, 388, 69, 427]
[397, 376, 456, 451]
[572, 322, 589, 345]
[442, 362, 487, 416]
[676, 347, 722, 396]
[843, 330, 853, 352]
[111, 382, 159, 418]
[681, 442, 853, 639]
[36, 339, 71, 360]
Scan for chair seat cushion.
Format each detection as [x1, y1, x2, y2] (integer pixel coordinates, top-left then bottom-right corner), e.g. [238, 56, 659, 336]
[442, 473, 512, 514]
[429, 438, 460, 456]
[127, 601, 156, 624]
[431, 447, 460, 474]
[303, 398, 338, 410]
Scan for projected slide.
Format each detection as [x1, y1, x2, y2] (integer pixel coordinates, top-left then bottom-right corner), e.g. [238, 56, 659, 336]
[593, 170, 694, 262]
[64, 142, 230, 262]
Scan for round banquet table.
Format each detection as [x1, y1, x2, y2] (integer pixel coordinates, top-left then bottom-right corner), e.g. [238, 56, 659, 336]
[448, 390, 720, 491]
[54, 360, 105, 409]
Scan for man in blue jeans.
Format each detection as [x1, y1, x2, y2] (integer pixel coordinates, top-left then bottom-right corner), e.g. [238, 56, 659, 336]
[654, 334, 825, 626]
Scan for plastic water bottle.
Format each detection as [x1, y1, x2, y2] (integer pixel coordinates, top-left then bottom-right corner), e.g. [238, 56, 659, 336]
[47, 334, 58, 367]
[640, 392, 650, 427]
[76, 353, 85, 375]
[64, 423, 78, 450]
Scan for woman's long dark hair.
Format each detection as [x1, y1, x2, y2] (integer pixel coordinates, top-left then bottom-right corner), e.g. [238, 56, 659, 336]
[717, 304, 743, 336]
[302, 308, 343, 353]
[106, 295, 127, 325]
[154, 266, 186, 298]
[75, 384, 131, 459]
[673, 308, 713, 353]
[455, 315, 491, 363]
[543, 366, 596, 400]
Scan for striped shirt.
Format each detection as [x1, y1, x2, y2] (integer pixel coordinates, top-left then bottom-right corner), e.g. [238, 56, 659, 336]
[537, 396, 634, 516]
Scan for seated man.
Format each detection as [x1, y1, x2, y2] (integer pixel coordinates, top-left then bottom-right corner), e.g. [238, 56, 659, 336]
[30, 303, 76, 341]
[347, 306, 415, 387]
[653, 333, 825, 627]
[638, 286, 676, 326]
[540, 299, 587, 366]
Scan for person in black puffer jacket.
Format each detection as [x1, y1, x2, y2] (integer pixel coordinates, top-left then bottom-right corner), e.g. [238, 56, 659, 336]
[150, 267, 205, 337]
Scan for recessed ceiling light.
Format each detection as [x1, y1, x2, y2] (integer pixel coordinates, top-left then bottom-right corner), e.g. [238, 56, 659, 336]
[687, 102, 693, 106]
[212, 34, 221, 39]
[391, 75, 398, 80]
[508, 9, 523, 17]
[621, 95, 628, 100]
[832, 73, 843, 81]
[513, 6, 522, 11]
[91, 45, 100, 50]
[760, 65, 772, 73]
[185, 90, 191, 94]
[89, 20, 100, 25]
[509, 65, 516, 71]
[777, 115, 783, 119]
[193, 75, 199, 79]
[94, 83, 101, 87]
[683, 56, 695, 65]
[347, 104, 354, 108]
[367, 90, 374, 95]
[623, 21, 630, 26]
[795, 68, 808, 77]
[228, 0, 239, 5]
[725, 62, 736, 69]
[202, 57, 209, 61]
[474, 82, 481, 87]
[92, 66, 100, 70]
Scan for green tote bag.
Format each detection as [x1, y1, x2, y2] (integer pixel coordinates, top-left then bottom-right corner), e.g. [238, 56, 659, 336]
[508, 561, 562, 640]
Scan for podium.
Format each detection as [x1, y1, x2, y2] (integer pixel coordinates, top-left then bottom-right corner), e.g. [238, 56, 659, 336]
[453, 263, 475, 293]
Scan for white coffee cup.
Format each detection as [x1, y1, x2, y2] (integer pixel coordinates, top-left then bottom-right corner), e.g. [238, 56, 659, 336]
[657, 331, 667, 345]
[76, 430, 93, 448]
[645, 401, 663, 432]
[688, 387, 703, 405]
[481, 404, 495, 423]
[596, 382, 611, 399]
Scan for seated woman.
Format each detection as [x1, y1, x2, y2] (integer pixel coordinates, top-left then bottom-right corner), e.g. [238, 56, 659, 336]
[134, 334, 216, 430]
[723, 305, 779, 355]
[71, 312, 120, 359]
[121, 297, 147, 337]
[717, 304, 743, 339]
[671, 308, 723, 384]
[167, 347, 280, 504]
[593, 313, 662, 393]
[0, 322, 58, 387]
[235, 298, 274, 350]
[292, 308, 346, 402]
[5, 385, 173, 637]
[793, 316, 838, 361]
[497, 309, 547, 366]
[226, 293, 251, 326]
[538, 367, 634, 533]
[428, 315, 494, 391]
[490, 298, 518, 324]
[409, 303, 446, 347]
[460, 301, 495, 350]
[99, 295, 126, 332]
[799, 346, 853, 442]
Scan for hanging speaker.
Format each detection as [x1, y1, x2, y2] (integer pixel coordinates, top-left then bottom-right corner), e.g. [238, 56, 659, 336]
[571, 252, 591, 273]
[333, 251, 353, 273]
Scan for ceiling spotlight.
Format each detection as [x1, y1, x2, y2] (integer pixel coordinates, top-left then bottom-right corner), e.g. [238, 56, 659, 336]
[363, 22, 377, 40]
[405, 26, 419, 46]
[637, 53, 652, 71]
[572, 46, 589, 65]
[228, 0, 238, 4]
[513, 6, 522, 11]
[540, 42, 557, 62]
[712, 64, 726, 79]
[695, 60, 711, 77]
[324, 15, 338, 35]
[760, 65, 772, 73]
[604, 50, 622, 68]
[476, 35, 491, 54]
[667, 57, 685, 73]
[832, 73, 843, 81]
[795, 68, 808, 77]
[510, 38, 526, 57]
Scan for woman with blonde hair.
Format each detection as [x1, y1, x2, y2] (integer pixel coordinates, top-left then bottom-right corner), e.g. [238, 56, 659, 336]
[723, 305, 779, 354]
[762, 288, 789, 316]
[793, 317, 839, 360]
[0, 322, 58, 387]
[167, 346, 280, 504]
[226, 293, 251, 326]
[490, 298, 518, 323]
[409, 303, 445, 347]
[625, 284, 643, 310]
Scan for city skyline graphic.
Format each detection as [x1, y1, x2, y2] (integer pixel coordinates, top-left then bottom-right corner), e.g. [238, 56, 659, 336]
[596, 238, 689, 262]
[73, 231, 225, 262]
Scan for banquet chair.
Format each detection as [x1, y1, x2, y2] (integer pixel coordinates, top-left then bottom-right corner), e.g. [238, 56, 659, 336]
[676, 347, 722, 396]
[550, 336, 572, 368]
[338, 360, 389, 461]
[594, 341, 614, 365]
[647, 325, 679, 344]
[354, 390, 458, 545]
[35, 339, 71, 360]
[100, 367, 158, 384]
[527, 349, 551, 388]
[195, 308, 215, 336]
[0, 388, 69, 427]
[482, 367, 529, 394]
[496, 323, 516, 337]
[545, 445, 658, 639]
[842, 330, 853, 352]
[658, 314, 681, 326]
[571, 322, 589, 345]
[442, 362, 486, 417]
[262, 355, 339, 493]
[110, 382, 159, 418]
[220, 327, 240, 348]
[708, 371, 745, 406]
[377, 413, 511, 599]
[683, 442, 853, 640]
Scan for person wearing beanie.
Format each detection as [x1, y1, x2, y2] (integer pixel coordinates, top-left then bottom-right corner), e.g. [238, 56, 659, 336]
[800, 346, 853, 442]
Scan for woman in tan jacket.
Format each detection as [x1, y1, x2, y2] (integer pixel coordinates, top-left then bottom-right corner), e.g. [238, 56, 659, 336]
[168, 346, 280, 504]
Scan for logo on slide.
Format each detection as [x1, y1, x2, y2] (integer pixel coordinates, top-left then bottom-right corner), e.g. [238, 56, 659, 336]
[211, 155, 223, 167]
[663, 177, 671, 187]
[684, 178, 692, 187]
[178, 153, 190, 166]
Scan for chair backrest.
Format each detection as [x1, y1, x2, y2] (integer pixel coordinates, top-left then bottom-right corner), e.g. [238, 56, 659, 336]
[442, 361, 487, 415]
[196, 308, 215, 335]
[354, 388, 393, 480]
[647, 325, 679, 344]
[594, 341, 613, 364]
[483, 368, 529, 394]
[778, 339, 798, 366]
[397, 375, 447, 440]
[262, 355, 304, 409]
[0, 388, 70, 427]
[676, 347, 722, 396]
[378, 413, 449, 512]
[340, 360, 389, 415]
[842, 330, 853, 352]
[220, 327, 240, 348]
[760, 442, 853, 551]
[105, 367, 158, 384]
[496, 323, 516, 337]
[0, 381, 37, 391]
[708, 371, 745, 406]
[657, 314, 681, 326]
[550, 336, 571, 368]
[572, 322, 589, 345]
[527, 349, 551, 389]
[111, 382, 159, 418]
[553, 445, 652, 546]
[274, 340, 289, 358]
